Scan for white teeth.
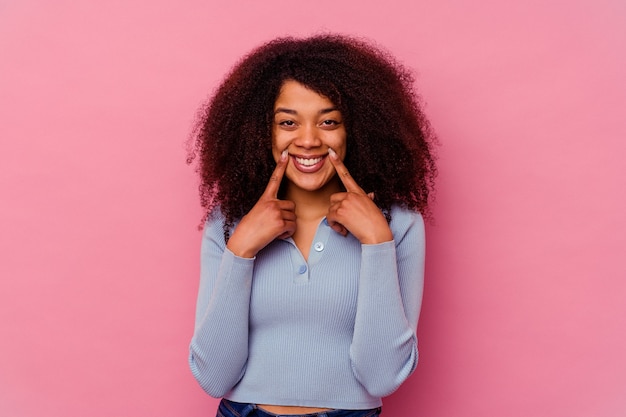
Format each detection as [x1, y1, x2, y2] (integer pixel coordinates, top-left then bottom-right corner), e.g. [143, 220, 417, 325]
[295, 156, 323, 166]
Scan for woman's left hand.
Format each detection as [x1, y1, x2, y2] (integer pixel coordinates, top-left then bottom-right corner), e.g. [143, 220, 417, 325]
[326, 148, 393, 244]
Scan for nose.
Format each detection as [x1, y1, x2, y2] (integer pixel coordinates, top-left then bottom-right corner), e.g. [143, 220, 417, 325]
[294, 123, 322, 148]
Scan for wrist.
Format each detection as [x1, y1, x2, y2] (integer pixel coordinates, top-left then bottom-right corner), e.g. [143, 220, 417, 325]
[360, 228, 393, 245]
[226, 237, 258, 259]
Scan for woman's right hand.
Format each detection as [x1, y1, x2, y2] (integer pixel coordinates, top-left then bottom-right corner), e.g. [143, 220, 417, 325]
[226, 150, 296, 258]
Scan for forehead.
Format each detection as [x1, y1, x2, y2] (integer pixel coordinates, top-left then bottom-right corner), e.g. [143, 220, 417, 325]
[274, 80, 336, 110]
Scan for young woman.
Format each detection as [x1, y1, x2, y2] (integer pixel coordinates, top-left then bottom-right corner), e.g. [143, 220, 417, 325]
[188, 34, 437, 417]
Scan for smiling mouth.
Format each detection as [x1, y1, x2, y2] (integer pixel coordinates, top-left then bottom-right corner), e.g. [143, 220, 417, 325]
[295, 156, 324, 166]
[290, 154, 327, 173]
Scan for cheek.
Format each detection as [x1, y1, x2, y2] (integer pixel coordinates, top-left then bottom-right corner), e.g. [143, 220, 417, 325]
[271, 132, 282, 158]
[331, 131, 347, 157]
[272, 129, 289, 148]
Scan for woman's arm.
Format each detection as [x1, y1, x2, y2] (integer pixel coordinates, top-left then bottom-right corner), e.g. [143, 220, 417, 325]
[189, 154, 295, 397]
[349, 209, 425, 397]
[325, 150, 425, 396]
[188, 214, 255, 397]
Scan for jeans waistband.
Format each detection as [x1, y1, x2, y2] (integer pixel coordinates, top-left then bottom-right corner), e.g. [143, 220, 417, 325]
[218, 399, 381, 417]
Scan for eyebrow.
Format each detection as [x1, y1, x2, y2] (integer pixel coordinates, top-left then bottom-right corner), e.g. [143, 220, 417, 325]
[274, 107, 339, 115]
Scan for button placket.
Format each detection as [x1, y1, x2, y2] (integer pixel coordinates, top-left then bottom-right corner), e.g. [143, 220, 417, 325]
[307, 217, 331, 266]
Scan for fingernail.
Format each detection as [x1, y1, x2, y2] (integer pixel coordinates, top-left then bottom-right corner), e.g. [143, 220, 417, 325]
[281, 150, 288, 161]
[328, 148, 337, 159]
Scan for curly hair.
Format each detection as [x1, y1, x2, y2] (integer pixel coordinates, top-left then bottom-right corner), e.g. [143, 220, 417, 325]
[188, 34, 437, 233]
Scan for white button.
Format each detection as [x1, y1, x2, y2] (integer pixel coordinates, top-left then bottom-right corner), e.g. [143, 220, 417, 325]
[314, 242, 324, 252]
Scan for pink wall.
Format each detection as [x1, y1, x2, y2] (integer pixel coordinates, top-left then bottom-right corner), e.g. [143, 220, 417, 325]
[1, 1, 625, 416]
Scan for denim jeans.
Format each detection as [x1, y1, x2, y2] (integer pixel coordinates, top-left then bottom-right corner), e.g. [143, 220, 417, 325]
[216, 399, 382, 417]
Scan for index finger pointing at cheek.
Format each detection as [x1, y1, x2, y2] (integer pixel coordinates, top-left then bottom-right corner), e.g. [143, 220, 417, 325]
[263, 149, 288, 198]
[328, 148, 365, 194]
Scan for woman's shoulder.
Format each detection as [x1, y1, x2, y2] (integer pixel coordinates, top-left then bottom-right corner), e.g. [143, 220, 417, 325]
[202, 207, 228, 244]
[388, 205, 425, 240]
[389, 205, 424, 223]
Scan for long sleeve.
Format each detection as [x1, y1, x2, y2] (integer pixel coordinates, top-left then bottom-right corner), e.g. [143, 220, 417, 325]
[349, 209, 425, 397]
[188, 213, 254, 397]
[188, 206, 426, 408]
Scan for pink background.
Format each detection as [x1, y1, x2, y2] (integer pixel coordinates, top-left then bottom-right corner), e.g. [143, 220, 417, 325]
[1, 0, 625, 416]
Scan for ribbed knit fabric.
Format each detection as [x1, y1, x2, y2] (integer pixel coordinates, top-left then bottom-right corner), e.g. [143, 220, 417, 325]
[189, 205, 425, 410]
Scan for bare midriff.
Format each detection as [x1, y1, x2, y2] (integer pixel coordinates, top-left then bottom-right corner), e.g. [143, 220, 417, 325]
[258, 404, 332, 414]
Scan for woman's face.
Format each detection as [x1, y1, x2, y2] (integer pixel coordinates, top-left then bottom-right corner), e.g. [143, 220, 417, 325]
[271, 80, 347, 195]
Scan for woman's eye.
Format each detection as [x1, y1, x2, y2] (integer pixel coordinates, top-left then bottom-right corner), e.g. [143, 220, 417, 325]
[321, 120, 340, 126]
[279, 120, 296, 127]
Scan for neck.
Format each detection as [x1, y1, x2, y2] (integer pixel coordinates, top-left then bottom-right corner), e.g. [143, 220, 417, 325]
[284, 178, 342, 220]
